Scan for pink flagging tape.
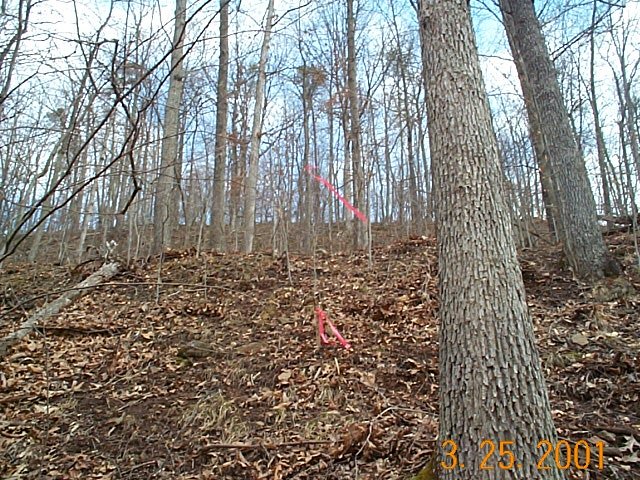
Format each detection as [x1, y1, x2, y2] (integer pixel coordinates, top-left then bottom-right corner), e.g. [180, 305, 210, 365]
[315, 307, 351, 350]
[305, 165, 368, 224]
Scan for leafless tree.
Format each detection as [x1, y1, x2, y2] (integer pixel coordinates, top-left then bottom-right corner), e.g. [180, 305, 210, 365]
[418, 0, 564, 477]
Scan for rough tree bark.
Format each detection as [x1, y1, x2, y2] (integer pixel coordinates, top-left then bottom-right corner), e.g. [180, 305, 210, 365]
[418, 1, 564, 479]
[499, 0, 612, 280]
[501, 18, 560, 239]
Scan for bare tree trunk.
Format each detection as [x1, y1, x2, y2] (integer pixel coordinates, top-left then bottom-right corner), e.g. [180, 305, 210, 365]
[390, 3, 421, 232]
[500, 7, 559, 239]
[153, 0, 187, 253]
[327, 88, 335, 246]
[28, 138, 66, 262]
[612, 31, 640, 180]
[228, 53, 245, 242]
[26, 46, 101, 262]
[611, 51, 640, 267]
[77, 184, 97, 262]
[500, 0, 611, 280]
[588, 0, 613, 225]
[418, 1, 564, 478]
[346, 0, 367, 249]
[382, 86, 392, 222]
[341, 91, 352, 233]
[0, 0, 32, 115]
[415, 5, 434, 224]
[311, 95, 322, 231]
[415, 90, 431, 224]
[301, 64, 313, 254]
[211, 0, 230, 252]
[242, 0, 274, 253]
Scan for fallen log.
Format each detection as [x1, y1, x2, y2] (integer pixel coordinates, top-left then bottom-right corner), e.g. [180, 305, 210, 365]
[599, 214, 640, 234]
[598, 213, 640, 226]
[0, 262, 120, 358]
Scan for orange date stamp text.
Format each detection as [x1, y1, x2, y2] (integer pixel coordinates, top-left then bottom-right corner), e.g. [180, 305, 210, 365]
[440, 439, 605, 471]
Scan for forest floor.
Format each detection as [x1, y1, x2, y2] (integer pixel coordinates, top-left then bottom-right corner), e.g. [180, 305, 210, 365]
[0, 233, 639, 479]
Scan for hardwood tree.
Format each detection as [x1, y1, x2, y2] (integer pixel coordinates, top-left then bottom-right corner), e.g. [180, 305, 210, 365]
[0, 0, 32, 117]
[243, 0, 275, 253]
[605, 10, 640, 262]
[210, 0, 230, 252]
[586, 0, 613, 225]
[27, 105, 81, 262]
[388, 2, 423, 233]
[153, 0, 187, 253]
[499, 10, 560, 239]
[319, 2, 352, 234]
[8, 9, 116, 264]
[418, 1, 564, 478]
[607, 10, 640, 182]
[346, 0, 368, 249]
[314, 4, 346, 243]
[227, 52, 254, 251]
[297, 64, 323, 254]
[499, 0, 614, 279]
[2, 0, 636, 263]
[495, 96, 541, 248]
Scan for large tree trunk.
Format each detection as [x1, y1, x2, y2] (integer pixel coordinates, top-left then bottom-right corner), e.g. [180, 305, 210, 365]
[500, 0, 610, 280]
[153, 0, 187, 253]
[210, 0, 230, 252]
[418, 1, 564, 479]
[242, 0, 274, 253]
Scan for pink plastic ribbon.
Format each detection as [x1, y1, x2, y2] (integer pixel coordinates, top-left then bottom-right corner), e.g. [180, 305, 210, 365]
[305, 165, 368, 224]
[315, 307, 351, 350]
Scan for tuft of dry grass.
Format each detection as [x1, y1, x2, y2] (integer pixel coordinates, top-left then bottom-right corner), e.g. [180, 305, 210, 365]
[180, 392, 248, 443]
